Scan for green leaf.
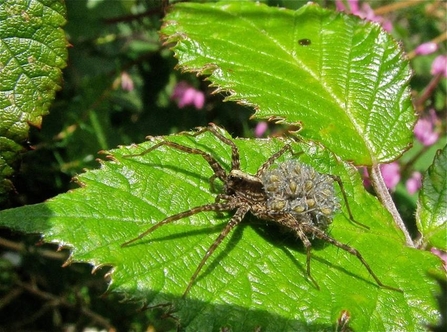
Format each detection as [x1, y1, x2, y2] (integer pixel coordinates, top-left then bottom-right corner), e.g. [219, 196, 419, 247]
[161, 2, 415, 164]
[416, 144, 447, 249]
[0, 0, 67, 202]
[0, 127, 442, 331]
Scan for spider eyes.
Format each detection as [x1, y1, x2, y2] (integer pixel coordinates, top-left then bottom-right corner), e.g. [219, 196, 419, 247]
[227, 175, 243, 184]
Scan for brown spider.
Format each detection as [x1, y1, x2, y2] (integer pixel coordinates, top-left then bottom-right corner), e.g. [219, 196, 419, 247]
[122, 124, 401, 296]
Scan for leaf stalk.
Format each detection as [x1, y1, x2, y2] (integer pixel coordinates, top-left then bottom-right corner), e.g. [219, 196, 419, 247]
[369, 165, 414, 247]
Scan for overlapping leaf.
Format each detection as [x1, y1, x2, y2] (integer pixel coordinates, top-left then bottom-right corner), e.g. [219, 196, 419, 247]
[416, 144, 447, 249]
[161, 2, 416, 164]
[0, 0, 67, 202]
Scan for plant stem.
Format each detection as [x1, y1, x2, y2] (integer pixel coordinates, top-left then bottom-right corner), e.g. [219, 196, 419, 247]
[373, 0, 425, 15]
[369, 165, 414, 247]
[414, 73, 444, 112]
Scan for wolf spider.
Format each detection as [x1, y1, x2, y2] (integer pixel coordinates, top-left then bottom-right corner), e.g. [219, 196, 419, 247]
[122, 124, 401, 296]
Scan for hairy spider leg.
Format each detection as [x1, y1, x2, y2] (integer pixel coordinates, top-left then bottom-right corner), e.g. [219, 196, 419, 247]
[186, 124, 241, 171]
[122, 197, 249, 297]
[330, 175, 370, 230]
[288, 215, 402, 292]
[256, 144, 292, 177]
[125, 140, 228, 183]
[296, 222, 320, 289]
[183, 204, 250, 296]
[183, 124, 243, 191]
[124, 124, 243, 187]
[121, 202, 233, 247]
[276, 214, 320, 289]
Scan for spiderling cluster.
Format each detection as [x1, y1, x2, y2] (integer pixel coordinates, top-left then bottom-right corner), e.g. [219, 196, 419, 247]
[262, 160, 339, 230]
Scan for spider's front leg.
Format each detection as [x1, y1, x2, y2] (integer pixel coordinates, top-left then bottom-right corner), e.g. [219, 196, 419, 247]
[124, 137, 228, 183]
[121, 202, 234, 247]
[256, 144, 292, 177]
[185, 123, 241, 171]
[123, 124, 243, 185]
[182, 204, 250, 297]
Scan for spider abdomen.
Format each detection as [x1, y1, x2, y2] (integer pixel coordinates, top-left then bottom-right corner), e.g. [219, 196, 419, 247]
[262, 160, 339, 229]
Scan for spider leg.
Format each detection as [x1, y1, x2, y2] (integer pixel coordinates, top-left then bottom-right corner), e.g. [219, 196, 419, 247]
[215, 194, 234, 204]
[289, 218, 321, 290]
[330, 175, 370, 230]
[188, 123, 241, 171]
[308, 226, 402, 292]
[256, 144, 291, 177]
[183, 205, 250, 297]
[125, 140, 228, 183]
[121, 202, 234, 247]
[214, 194, 234, 217]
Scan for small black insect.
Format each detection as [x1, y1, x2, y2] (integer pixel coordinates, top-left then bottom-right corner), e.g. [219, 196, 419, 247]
[122, 124, 401, 296]
[298, 38, 312, 46]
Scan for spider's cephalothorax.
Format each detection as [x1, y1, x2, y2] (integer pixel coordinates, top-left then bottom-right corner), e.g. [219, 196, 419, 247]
[122, 124, 401, 296]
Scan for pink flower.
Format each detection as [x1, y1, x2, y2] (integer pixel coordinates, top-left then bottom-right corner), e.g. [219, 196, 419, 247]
[414, 109, 440, 146]
[361, 162, 400, 191]
[120, 71, 134, 91]
[431, 248, 447, 271]
[335, 0, 346, 11]
[406, 172, 422, 195]
[335, 0, 393, 31]
[380, 162, 401, 190]
[254, 122, 268, 137]
[361, 167, 371, 188]
[431, 55, 447, 77]
[171, 81, 205, 110]
[414, 42, 438, 56]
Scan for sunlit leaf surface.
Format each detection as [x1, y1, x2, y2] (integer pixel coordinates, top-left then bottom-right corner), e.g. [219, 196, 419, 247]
[0, 127, 441, 331]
